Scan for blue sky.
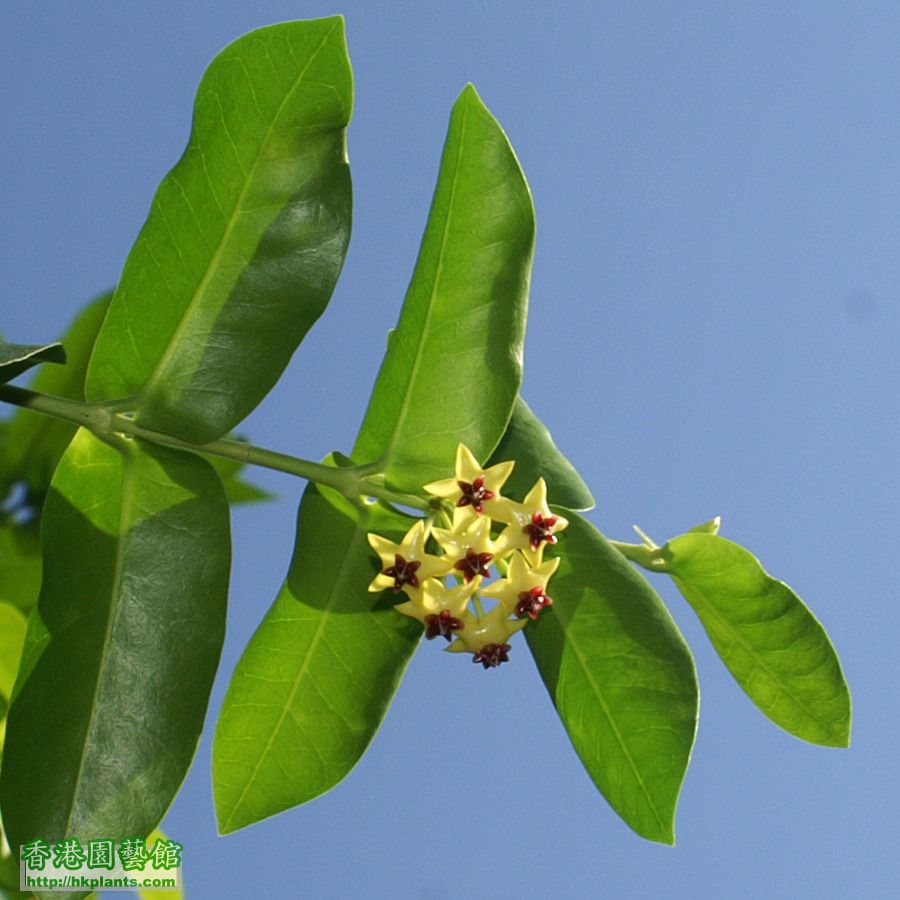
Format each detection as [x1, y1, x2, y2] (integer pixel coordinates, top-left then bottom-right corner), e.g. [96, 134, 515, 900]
[2, 3, 897, 898]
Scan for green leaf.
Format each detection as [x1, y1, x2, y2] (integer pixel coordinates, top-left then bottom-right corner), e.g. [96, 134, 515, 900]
[0, 604, 26, 702]
[0, 428, 230, 853]
[352, 84, 535, 492]
[0, 525, 42, 616]
[487, 396, 594, 510]
[0, 855, 25, 896]
[688, 516, 721, 535]
[0, 290, 266, 510]
[1, 293, 111, 491]
[0, 343, 65, 387]
[219, 476, 272, 505]
[0, 604, 26, 798]
[213, 480, 420, 834]
[0, 286, 275, 518]
[526, 512, 698, 844]
[662, 533, 851, 747]
[0, 609, 19, 889]
[85, 18, 353, 443]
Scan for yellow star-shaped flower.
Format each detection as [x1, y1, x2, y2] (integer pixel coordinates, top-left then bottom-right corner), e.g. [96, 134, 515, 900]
[394, 577, 481, 641]
[446, 604, 526, 667]
[394, 576, 481, 621]
[431, 515, 498, 583]
[367, 520, 452, 600]
[432, 513, 494, 557]
[424, 443, 516, 523]
[480, 552, 559, 618]
[494, 478, 569, 565]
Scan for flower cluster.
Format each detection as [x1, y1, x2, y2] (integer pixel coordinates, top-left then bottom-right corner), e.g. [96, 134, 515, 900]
[367, 444, 568, 668]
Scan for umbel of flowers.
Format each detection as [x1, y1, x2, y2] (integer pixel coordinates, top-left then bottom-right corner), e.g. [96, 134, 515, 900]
[367, 444, 568, 668]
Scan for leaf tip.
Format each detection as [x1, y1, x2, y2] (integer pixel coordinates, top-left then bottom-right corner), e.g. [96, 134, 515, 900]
[320, 13, 349, 52]
[213, 793, 244, 837]
[644, 820, 677, 846]
[456, 82, 485, 112]
[215, 816, 237, 837]
[626, 820, 676, 846]
[829, 719, 852, 749]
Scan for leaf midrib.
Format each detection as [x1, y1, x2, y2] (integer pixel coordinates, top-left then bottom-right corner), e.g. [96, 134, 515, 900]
[62, 447, 137, 837]
[374, 93, 470, 472]
[135, 22, 339, 407]
[559, 605, 669, 837]
[220, 513, 367, 832]
[673, 571, 845, 740]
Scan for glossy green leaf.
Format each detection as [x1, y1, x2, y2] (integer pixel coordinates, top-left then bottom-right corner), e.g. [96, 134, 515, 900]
[219, 476, 272, 505]
[353, 84, 535, 492]
[1, 293, 110, 491]
[688, 516, 721, 535]
[0, 526, 41, 615]
[526, 513, 698, 844]
[0, 755, 25, 894]
[0, 604, 26, 702]
[0, 855, 23, 897]
[662, 533, 851, 747]
[0, 342, 65, 387]
[86, 18, 353, 443]
[213, 480, 420, 834]
[0, 602, 26, 757]
[487, 396, 594, 510]
[0, 428, 230, 854]
[0, 423, 9, 501]
[0, 291, 266, 511]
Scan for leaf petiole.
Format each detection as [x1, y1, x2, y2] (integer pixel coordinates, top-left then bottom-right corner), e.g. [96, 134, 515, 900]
[608, 539, 668, 572]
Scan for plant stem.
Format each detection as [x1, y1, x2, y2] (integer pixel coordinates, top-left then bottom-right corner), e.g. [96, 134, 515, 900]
[0, 382, 116, 433]
[0, 384, 428, 510]
[608, 539, 668, 573]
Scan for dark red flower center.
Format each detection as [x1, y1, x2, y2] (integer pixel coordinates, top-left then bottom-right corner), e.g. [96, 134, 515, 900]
[523, 512, 559, 551]
[424, 609, 464, 641]
[516, 586, 553, 620]
[472, 643, 511, 669]
[457, 475, 495, 514]
[454, 548, 494, 582]
[383, 554, 421, 592]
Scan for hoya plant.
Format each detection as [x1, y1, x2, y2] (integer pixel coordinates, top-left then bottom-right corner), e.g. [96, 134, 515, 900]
[0, 15, 850, 894]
